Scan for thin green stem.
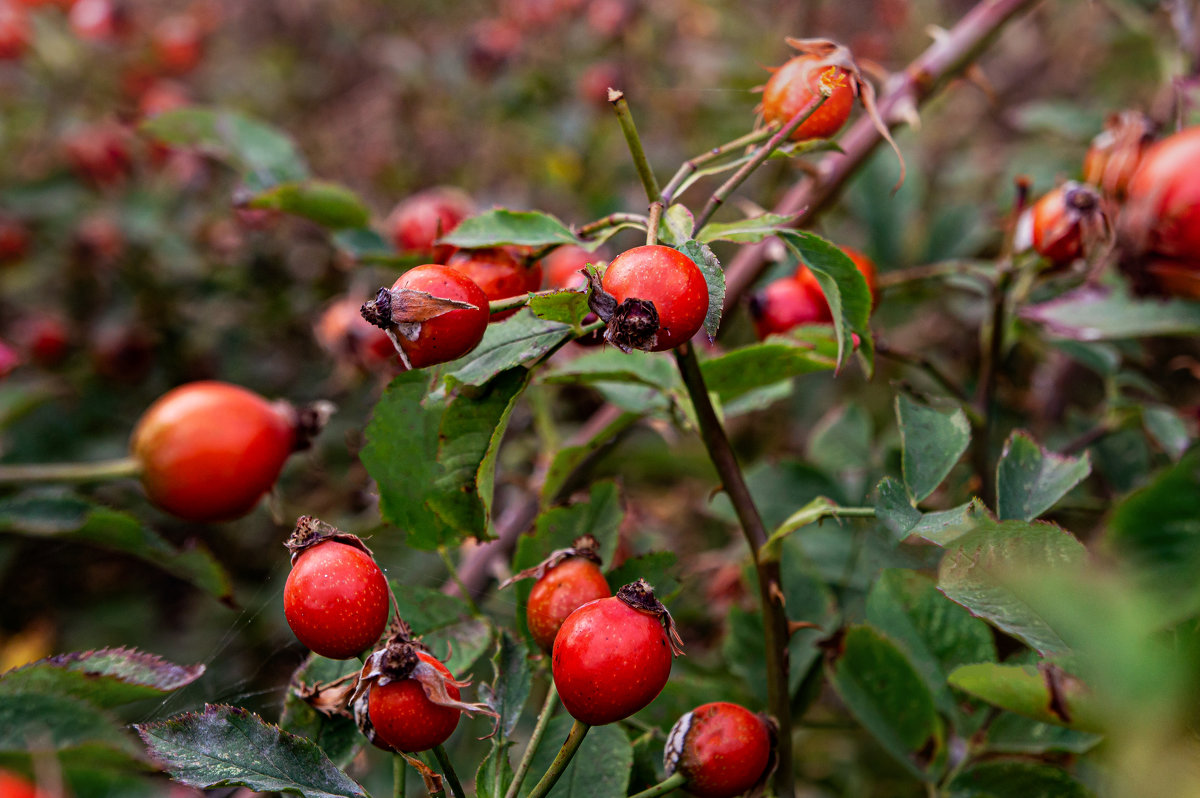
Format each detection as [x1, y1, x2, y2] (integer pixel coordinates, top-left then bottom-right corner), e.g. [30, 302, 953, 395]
[660, 124, 780, 204]
[646, 202, 663, 246]
[609, 89, 661, 202]
[0, 456, 141, 485]
[489, 289, 565, 316]
[672, 343, 794, 798]
[505, 684, 560, 798]
[432, 745, 466, 798]
[973, 265, 1014, 509]
[438, 546, 482, 617]
[693, 92, 829, 234]
[629, 772, 687, 798]
[576, 212, 647, 239]
[393, 754, 407, 798]
[526, 719, 590, 798]
[830, 506, 877, 518]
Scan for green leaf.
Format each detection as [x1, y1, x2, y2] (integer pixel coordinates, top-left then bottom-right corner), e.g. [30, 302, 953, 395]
[479, 631, 532, 739]
[279, 655, 362, 769]
[442, 310, 573, 390]
[544, 349, 679, 392]
[938, 520, 1086, 657]
[873, 480, 987, 545]
[947, 761, 1094, 798]
[540, 412, 639, 507]
[699, 339, 836, 403]
[723, 596, 828, 702]
[985, 713, 1101, 755]
[139, 107, 309, 190]
[135, 704, 367, 798]
[246, 181, 370, 229]
[808, 403, 873, 500]
[996, 430, 1091, 521]
[1022, 283, 1200, 340]
[518, 716, 632, 798]
[896, 395, 971, 502]
[390, 583, 474, 636]
[0, 495, 232, 602]
[658, 205, 694, 246]
[363, 370, 527, 548]
[1141, 404, 1191, 461]
[679, 240, 725, 342]
[947, 663, 1104, 732]
[0, 648, 204, 709]
[0, 691, 145, 765]
[760, 496, 840, 562]
[1105, 450, 1200, 615]
[476, 742, 515, 798]
[696, 213, 798, 244]
[424, 619, 493, 675]
[778, 230, 874, 374]
[529, 290, 591, 327]
[604, 552, 679, 599]
[865, 570, 996, 720]
[825, 625, 945, 780]
[441, 210, 580, 249]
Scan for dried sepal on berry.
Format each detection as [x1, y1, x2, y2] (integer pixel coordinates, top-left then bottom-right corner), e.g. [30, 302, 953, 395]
[663, 705, 779, 798]
[617, 579, 685, 657]
[284, 514, 376, 566]
[498, 534, 603, 589]
[291, 670, 358, 719]
[359, 284, 480, 368]
[582, 266, 660, 352]
[779, 37, 905, 189]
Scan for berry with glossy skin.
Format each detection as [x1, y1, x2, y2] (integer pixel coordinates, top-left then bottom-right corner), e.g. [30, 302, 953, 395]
[761, 55, 855, 142]
[664, 702, 773, 798]
[447, 247, 542, 320]
[1123, 126, 1200, 266]
[552, 581, 682, 725]
[388, 264, 490, 368]
[368, 651, 462, 752]
[544, 244, 603, 290]
[748, 275, 828, 339]
[284, 540, 390, 660]
[130, 381, 297, 522]
[1015, 182, 1102, 266]
[600, 245, 708, 351]
[386, 188, 473, 262]
[528, 556, 612, 653]
[315, 296, 395, 367]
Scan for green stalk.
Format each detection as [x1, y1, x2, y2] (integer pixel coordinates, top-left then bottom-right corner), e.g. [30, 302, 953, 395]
[0, 456, 141, 484]
[672, 343, 794, 798]
[525, 719, 590, 798]
[432, 744, 466, 798]
[629, 772, 688, 798]
[646, 201, 663, 246]
[609, 89, 661, 202]
[393, 754, 407, 798]
[504, 684, 560, 798]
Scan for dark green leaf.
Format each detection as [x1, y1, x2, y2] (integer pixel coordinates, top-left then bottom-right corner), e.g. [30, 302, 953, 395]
[139, 107, 309, 189]
[947, 761, 1094, 798]
[678, 240, 724, 341]
[698, 340, 836, 403]
[947, 663, 1103, 732]
[476, 741, 515, 798]
[135, 704, 367, 798]
[279, 655, 361, 769]
[442, 311, 573, 389]
[996, 430, 1091, 521]
[873, 477, 921, 539]
[825, 625, 944, 780]
[246, 181, 369, 229]
[1022, 284, 1200, 340]
[540, 412, 639, 507]
[0, 648, 204, 709]
[658, 205, 694, 246]
[1142, 404, 1191, 461]
[696, 214, 798, 244]
[896, 395, 971, 502]
[0, 692, 144, 765]
[518, 716, 632, 798]
[543, 349, 678, 392]
[390, 583, 473, 636]
[479, 631, 532, 739]
[808, 403, 873, 500]
[0, 495, 232, 602]
[938, 520, 1086, 657]
[529, 290, 591, 326]
[441, 210, 580, 249]
[865, 570, 996, 720]
[778, 230, 874, 374]
[604, 552, 679, 599]
[986, 712, 1102, 755]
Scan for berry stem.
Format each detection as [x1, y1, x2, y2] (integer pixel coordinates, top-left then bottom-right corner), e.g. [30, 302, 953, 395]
[646, 201, 663, 246]
[0, 456, 141, 484]
[671, 342, 794, 798]
[525, 719, 590, 798]
[660, 124, 781, 205]
[504, 683, 559, 798]
[692, 92, 829, 235]
[489, 289, 567, 316]
[576, 212, 648, 240]
[628, 772, 687, 798]
[432, 744, 466, 798]
[393, 754, 407, 798]
[609, 88, 661, 203]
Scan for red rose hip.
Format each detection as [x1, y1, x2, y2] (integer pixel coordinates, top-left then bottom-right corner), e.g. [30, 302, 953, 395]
[380, 264, 491, 369]
[599, 244, 708, 351]
[664, 702, 774, 798]
[761, 54, 854, 142]
[367, 650, 463, 752]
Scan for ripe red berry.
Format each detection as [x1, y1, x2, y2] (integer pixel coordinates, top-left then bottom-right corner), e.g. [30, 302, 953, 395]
[284, 536, 389, 660]
[368, 650, 463, 752]
[68, 0, 130, 42]
[552, 580, 683, 726]
[761, 55, 855, 142]
[600, 244, 708, 351]
[543, 244, 604, 291]
[664, 702, 774, 798]
[528, 556, 612, 654]
[386, 188, 473, 263]
[447, 247, 542, 321]
[1123, 126, 1200, 268]
[315, 296, 396, 368]
[151, 14, 203, 74]
[0, 1, 30, 61]
[748, 275, 829, 339]
[1083, 111, 1155, 199]
[1017, 182, 1103, 266]
[129, 381, 299, 522]
[386, 264, 490, 369]
[0, 769, 51, 798]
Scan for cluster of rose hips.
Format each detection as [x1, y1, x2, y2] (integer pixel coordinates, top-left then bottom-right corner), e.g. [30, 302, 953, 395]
[278, 521, 776, 797]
